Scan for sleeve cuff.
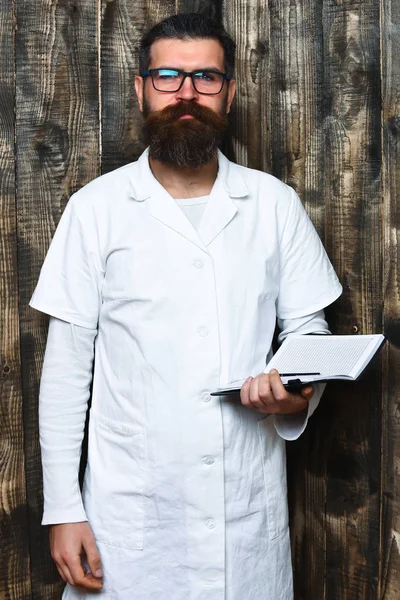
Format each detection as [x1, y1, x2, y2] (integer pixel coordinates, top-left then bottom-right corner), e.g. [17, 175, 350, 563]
[29, 299, 98, 329]
[273, 383, 325, 441]
[42, 506, 88, 526]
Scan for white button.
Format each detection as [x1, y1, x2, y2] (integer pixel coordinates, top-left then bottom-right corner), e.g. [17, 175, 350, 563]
[201, 392, 211, 403]
[193, 259, 204, 269]
[198, 326, 209, 337]
[203, 456, 215, 466]
[205, 518, 216, 529]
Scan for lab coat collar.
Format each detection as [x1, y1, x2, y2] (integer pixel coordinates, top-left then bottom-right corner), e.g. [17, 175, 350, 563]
[128, 148, 248, 249]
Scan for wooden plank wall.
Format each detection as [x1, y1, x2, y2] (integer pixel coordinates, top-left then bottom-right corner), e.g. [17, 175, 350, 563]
[0, 0, 399, 598]
[382, 0, 400, 597]
[0, 1, 31, 599]
[14, 1, 100, 598]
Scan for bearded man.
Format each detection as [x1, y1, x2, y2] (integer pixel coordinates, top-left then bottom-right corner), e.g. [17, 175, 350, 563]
[30, 12, 342, 600]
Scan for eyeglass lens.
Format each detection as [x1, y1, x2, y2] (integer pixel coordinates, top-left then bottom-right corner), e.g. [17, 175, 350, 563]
[151, 69, 225, 94]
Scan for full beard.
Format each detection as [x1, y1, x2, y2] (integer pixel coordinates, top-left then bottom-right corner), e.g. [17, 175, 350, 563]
[143, 100, 228, 170]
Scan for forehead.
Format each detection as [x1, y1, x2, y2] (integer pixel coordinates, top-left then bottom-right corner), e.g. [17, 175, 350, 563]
[149, 38, 225, 70]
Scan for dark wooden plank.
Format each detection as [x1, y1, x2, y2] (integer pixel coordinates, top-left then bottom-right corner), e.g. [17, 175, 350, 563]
[225, 4, 328, 598]
[381, 0, 400, 597]
[15, 1, 101, 597]
[100, 0, 176, 175]
[321, 1, 382, 599]
[223, 0, 271, 171]
[286, 410, 329, 600]
[178, 0, 222, 21]
[0, 1, 32, 599]
[259, 3, 330, 599]
[268, 0, 327, 231]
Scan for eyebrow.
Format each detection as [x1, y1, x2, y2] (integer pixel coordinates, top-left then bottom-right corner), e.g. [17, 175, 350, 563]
[153, 66, 224, 72]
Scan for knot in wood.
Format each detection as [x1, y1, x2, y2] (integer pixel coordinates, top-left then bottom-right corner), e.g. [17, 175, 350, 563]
[1, 358, 11, 378]
[388, 115, 400, 137]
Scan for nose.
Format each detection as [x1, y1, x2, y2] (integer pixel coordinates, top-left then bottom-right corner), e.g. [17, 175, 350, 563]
[176, 74, 199, 101]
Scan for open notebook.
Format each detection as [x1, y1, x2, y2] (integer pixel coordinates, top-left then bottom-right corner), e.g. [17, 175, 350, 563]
[211, 333, 386, 396]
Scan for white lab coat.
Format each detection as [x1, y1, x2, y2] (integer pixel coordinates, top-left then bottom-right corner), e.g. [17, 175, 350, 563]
[30, 149, 342, 599]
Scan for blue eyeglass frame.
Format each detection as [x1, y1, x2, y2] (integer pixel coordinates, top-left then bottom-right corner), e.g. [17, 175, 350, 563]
[141, 68, 232, 95]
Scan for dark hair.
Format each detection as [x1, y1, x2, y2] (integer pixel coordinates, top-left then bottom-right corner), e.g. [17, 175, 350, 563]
[139, 13, 236, 77]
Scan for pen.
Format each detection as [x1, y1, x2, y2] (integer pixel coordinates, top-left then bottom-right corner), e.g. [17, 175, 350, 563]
[278, 372, 320, 376]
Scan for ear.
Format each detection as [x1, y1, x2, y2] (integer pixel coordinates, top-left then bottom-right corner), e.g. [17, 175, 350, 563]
[226, 79, 236, 114]
[134, 75, 144, 112]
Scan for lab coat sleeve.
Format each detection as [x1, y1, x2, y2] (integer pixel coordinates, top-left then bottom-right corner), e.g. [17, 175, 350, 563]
[30, 193, 104, 329]
[276, 188, 342, 320]
[39, 316, 96, 525]
[273, 309, 330, 441]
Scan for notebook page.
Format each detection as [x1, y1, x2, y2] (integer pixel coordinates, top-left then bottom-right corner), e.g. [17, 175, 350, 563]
[265, 335, 375, 378]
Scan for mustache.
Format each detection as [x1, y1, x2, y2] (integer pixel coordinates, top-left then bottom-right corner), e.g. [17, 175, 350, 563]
[144, 101, 227, 130]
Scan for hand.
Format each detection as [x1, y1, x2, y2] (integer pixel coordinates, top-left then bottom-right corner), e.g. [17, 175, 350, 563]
[240, 368, 314, 415]
[49, 522, 103, 590]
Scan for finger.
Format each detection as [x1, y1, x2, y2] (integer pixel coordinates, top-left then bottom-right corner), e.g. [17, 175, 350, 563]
[300, 385, 314, 400]
[288, 393, 309, 413]
[52, 548, 74, 585]
[249, 375, 275, 412]
[79, 572, 103, 589]
[55, 563, 67, 583]
[268, 370, 309, 414]
[83, 535, 103, 582]
[240, 376, 253, 407]
[55, 559, 75, 587]
[248, 375, 263, 407]
[66, 553, 87, 587]
[255, 375, 272, 405]
[66, 554, 102, 589]
[268, 369, 288, 402]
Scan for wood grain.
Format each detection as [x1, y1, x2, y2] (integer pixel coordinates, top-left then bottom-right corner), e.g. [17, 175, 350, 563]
[14, 0, 101, 597]
[223, 0, 271, 171]
[260, 2, 330, 598]
[381, 0, 400, 597]
[178, 0, 222, 20]
[100, 0, 177, 174]
[321, 1, 382, 598]
[268, 0, 327, 232]
[0, 1, 32, 599]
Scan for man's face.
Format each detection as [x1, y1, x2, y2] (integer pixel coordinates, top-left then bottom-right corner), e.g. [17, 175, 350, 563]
[135, 38, 236, 169]
[136, 38, 235, 115]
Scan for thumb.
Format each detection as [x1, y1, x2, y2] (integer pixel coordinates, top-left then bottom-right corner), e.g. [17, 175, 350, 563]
[300, 385, 314, 401]
[82, 532, 102, 579]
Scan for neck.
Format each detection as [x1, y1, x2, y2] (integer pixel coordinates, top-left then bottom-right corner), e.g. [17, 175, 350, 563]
[148, 153, 219, 199]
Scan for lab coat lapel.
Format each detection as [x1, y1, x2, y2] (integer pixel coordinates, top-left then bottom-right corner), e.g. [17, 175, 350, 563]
[197, 186, 237, 247]
[128, 149, 248, 250]
[198, 151, 248, 247]
[148, 189, 207, 251]
[128, 150, 207, 252]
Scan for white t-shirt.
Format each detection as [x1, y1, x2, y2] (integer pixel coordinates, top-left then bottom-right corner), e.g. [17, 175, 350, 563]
[175, 195, 209, 230]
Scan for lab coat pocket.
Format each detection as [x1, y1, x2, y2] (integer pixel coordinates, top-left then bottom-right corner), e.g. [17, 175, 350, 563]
[257, 416, 289, 539]
[86, 412, 146, 551]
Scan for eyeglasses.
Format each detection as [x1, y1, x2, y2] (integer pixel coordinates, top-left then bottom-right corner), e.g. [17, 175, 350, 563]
[141, 68, 231, 95]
